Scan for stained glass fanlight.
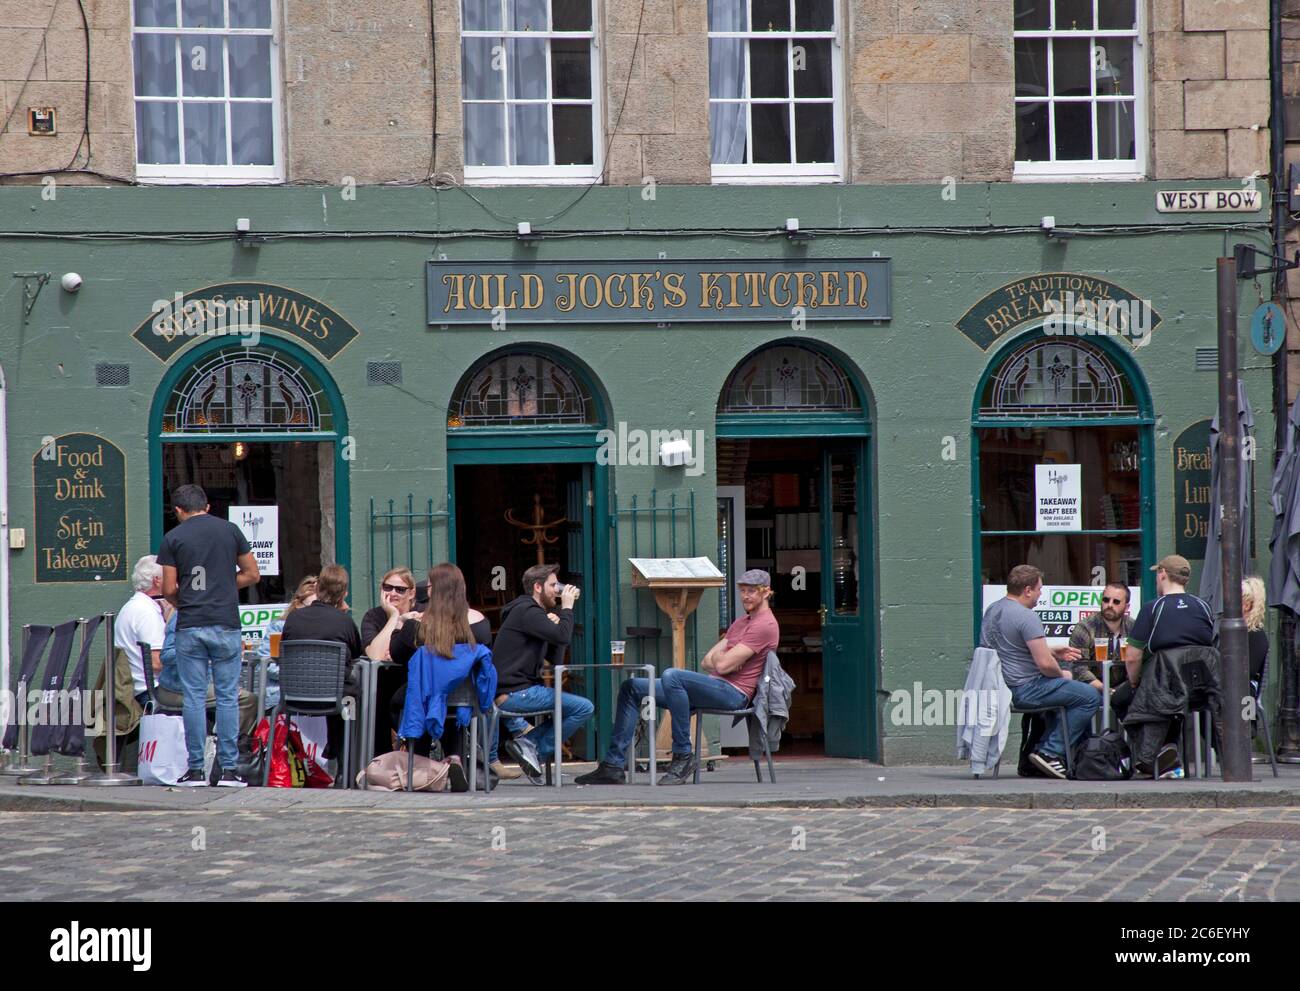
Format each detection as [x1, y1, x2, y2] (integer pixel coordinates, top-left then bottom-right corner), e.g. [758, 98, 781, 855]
[449, 351, 596, 427]
[719, 344, 859, 413]
[979, 338, 1139, 419]
[162, 346, 332, 433]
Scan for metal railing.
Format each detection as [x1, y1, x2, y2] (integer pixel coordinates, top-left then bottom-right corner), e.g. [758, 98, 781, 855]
[611, 489, 699, 671]
[366, 495, 449, 612]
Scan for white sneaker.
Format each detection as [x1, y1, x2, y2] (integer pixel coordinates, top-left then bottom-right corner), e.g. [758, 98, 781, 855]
[1028, 751, 1068, 779]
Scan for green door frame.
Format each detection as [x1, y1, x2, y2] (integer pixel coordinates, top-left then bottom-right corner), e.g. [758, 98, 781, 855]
[445, 428, 610, 756]
[147, 335, 351, 572]
[715, 410, 877, 760]
[969, 329, 1157, 642]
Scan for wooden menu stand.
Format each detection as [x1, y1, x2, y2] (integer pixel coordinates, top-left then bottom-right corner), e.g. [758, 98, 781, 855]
[629, 558, 726, 758]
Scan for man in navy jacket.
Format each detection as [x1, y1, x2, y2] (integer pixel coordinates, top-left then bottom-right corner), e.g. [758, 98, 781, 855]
[488, 563, 593, 781]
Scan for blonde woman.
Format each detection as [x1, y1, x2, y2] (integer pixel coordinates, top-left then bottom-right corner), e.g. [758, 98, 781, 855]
[1242, 576, 1268, 691]
[363, 567, 421, 661]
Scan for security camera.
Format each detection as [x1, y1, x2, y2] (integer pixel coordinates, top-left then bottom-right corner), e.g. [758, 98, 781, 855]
[60, 272, 83, 293]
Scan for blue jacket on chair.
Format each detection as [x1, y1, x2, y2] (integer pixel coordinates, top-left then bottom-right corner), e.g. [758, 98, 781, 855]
[398, 642, 497, 742]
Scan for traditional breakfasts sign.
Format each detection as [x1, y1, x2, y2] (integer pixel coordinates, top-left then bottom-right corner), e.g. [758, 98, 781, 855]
[33, 433, 127, 583]
[426, 258, 892, 325]
[957, 273, 1163, 351]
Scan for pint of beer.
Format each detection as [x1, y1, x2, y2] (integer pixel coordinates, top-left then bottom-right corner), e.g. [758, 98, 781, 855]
[270, 631, 282, 659]
[1094, 638, 1108, 663]
[611, 640, 625, 667]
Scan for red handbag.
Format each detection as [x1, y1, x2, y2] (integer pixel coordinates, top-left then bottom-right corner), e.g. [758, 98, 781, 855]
[253, 714, 333, 788]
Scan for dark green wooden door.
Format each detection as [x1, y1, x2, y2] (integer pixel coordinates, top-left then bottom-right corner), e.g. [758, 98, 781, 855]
[820, 442, 874, 757]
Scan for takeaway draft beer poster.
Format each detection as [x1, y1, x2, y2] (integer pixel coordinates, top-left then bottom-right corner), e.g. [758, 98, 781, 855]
[1035, 463, 1082, 532]
[32, 433, 127, 584]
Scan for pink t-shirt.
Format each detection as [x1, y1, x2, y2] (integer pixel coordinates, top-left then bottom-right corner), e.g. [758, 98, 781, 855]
[718, 608, 780, 699]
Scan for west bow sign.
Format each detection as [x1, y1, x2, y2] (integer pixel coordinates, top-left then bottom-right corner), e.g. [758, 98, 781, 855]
[956, 273, 1162, 351]
[426, 258, 892, 325]
[132, 282, 360, 361]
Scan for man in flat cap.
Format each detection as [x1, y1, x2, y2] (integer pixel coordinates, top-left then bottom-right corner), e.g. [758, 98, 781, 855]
[577, 569, 780, 786]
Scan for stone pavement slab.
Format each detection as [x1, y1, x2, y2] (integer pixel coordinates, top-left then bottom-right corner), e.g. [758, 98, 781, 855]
[3, 758, 1300, 812]
[4, 804, 1300, 901]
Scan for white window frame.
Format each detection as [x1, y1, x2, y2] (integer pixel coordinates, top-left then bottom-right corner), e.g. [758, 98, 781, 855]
[461, 0, 604, 185]
[708, 0, 845, 185]
[1013, 0, 1147, 181]
[130, 0, 283, 184]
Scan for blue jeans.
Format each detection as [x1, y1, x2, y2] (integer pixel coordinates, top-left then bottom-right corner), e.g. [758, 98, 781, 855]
[1011, 675, 1101, 759]
[604, 668, 748, 766]
[490, 685, 594, 762]
[175, 625, 242, 771]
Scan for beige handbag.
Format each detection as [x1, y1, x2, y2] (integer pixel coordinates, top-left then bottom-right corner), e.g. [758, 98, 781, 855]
[357, 750, 451, 792]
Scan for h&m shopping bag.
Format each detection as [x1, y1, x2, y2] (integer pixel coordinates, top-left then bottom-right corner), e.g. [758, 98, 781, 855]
[138, 711, 188, 786]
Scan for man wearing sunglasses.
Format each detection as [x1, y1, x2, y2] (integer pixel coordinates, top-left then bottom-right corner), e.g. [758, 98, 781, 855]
[1066, 582, 1134, 691]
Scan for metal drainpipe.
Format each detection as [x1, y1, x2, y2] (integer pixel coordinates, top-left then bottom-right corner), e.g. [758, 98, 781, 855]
[0, 362, 10, 748]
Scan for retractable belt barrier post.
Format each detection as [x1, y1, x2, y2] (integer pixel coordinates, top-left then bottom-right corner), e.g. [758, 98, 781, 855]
[20, 619, 78, 785]
[84, 612, 141, 787]
[50, 616, 102, 784]
[0, 625, 47, 778]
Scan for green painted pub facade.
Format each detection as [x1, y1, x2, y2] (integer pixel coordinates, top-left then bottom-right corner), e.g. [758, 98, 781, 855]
[0, 178, 1275, 763]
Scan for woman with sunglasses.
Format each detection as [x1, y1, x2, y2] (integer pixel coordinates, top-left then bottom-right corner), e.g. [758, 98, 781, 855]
[363, 567, 422, 661]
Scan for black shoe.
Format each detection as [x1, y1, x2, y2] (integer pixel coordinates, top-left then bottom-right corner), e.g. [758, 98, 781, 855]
[504, 736, 543, 778]
[217, 769, 248, 788]
[175, 768, 208, 787]
[1028, 751, 1067, 780]
[575, 761, 626, 785]
[446, 757, 469, 793]
[657, 752, 698, 786]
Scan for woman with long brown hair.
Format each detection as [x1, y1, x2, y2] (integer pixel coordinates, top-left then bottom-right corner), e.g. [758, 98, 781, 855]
[389, 563, 504, 783]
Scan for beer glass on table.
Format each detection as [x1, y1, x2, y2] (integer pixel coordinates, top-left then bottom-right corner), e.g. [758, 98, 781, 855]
[610, 640, 625, 667]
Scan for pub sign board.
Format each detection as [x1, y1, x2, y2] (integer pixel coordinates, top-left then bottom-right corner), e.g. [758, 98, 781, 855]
[33, 433, 127, 583]
[131, 282, 360, 362]
[426, 258, 891, 325]
[1173, 419, 1212, 560]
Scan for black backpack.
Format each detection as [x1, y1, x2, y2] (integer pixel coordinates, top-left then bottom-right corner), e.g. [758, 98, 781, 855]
[1070, 728, 1133, 780]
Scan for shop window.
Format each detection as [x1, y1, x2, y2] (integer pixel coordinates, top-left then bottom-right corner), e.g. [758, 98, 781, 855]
[718, 343, 858, 413]
[460, 0, 601, 183]
[1013, 0, 1145, 179]
[975, 337, 1149, 591]
[162, 346, 332, 433]
[131, 0, 281, 182]
[448, 351, 596, 427]
[708, 0, 842, 182]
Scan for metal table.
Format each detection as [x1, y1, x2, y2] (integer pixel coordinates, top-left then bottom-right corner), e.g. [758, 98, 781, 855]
[551, 663, 656, 788]
[354, 658, 396, 790]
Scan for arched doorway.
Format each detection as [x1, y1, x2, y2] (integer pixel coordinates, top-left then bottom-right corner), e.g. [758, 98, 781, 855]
[715, 340, 876, 759]
[149, 338, 350, 610]
[446, 346, 611, 758]
[971, 331, 1155, 638]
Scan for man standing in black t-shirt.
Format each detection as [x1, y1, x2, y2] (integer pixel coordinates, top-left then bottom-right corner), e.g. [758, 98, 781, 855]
[158, 484, 260, 787]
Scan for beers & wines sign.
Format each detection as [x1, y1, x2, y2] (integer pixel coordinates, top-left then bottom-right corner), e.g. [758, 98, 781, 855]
[33, 433, 127, 583]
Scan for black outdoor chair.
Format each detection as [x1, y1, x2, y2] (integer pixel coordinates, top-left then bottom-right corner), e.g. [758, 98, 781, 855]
[690, 702, 776, 784]
[265, 639, 354, 789]
[489, 696, 556, 788]
[991, 703, 1074, 779]
[1253, 652, 1280, 778]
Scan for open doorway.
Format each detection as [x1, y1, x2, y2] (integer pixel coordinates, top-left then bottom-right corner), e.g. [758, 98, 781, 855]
[717, 436, 869, 757]
[452, 462, 596, 759]
[161, 440, 335, 603]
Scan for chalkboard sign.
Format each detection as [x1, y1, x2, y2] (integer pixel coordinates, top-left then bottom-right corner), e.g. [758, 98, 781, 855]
[33, 433, 127, 583]
[1173, 419, 1212, 560]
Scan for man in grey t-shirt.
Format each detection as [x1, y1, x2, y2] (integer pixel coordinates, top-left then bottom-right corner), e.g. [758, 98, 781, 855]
[980, 564, 1098, 778]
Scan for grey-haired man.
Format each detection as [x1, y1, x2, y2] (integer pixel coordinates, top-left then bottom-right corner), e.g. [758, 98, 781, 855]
[576, 569, 780, 786]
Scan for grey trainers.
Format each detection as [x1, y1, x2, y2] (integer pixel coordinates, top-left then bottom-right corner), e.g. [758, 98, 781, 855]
[657, 752, 698, 785]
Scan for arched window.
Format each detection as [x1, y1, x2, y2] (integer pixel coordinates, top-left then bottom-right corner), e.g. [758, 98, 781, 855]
[978, 338, 1141, 419]
[718, 343, 859, 413]
[161, 345, 333, 434]
[973, 334, 1153, 624]
[448, 350, 597, 427]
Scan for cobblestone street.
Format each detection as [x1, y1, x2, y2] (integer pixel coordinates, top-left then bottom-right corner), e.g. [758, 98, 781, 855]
[4, 805, 1300, 901]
